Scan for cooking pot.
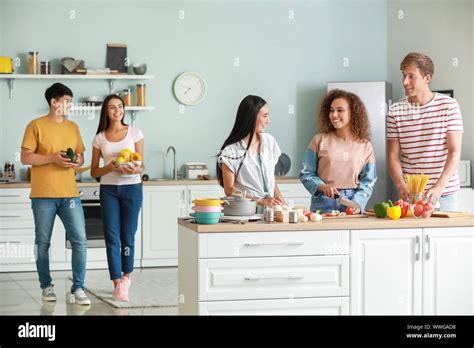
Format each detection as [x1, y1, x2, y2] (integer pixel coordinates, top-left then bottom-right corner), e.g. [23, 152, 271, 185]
[222, 196, 257, 216]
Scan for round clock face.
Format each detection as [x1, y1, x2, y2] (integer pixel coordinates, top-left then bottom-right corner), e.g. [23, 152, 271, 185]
[173, 72, 207, 106]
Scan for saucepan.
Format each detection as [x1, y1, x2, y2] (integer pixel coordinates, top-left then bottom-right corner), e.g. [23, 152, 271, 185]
[221, 195, 257, 216]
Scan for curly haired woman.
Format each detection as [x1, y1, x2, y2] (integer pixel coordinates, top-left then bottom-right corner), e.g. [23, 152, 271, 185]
[299, 89, 377, 213]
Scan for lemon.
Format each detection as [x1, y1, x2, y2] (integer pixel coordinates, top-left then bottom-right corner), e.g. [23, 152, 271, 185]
[115, 157, 126, 164]
[120, 149, 132, 161]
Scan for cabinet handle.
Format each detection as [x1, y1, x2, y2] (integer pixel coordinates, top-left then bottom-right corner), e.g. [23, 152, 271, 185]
[244, 275, 304, 281]
[0, 215, 22, 218]
[425, 235, 431, 260]
[415, 236, 420, 261]
[244, 241, 304, 247]
[0, 241, 21, 244]
[0, 195, 21, 198]
[188, 189, 191, 206]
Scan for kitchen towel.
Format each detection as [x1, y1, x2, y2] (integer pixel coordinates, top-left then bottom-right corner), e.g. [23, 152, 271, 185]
[70, 267, 178, 308]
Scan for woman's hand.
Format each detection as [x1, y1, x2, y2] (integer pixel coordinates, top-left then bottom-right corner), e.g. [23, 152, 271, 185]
[122, 163, 144, 175]
[257, 197, 281, 206]
[108, 161, 124, 173]
[318, 184, 340, 199]
[274, 195, 286, 205]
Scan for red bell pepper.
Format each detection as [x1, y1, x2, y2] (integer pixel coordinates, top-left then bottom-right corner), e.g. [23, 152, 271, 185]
[394, 199, 409, 218]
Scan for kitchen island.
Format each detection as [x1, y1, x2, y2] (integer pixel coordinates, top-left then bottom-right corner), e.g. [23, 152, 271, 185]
[178, 216, 474, 315]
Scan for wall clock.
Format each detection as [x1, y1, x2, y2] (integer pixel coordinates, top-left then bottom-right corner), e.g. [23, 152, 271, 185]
[173, 72, 207, 105]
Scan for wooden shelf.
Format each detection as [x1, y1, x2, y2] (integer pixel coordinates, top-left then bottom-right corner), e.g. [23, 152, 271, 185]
[0, 74, 154, 98]
[71, 105, 155, 112]
[0, 74, 154, 80]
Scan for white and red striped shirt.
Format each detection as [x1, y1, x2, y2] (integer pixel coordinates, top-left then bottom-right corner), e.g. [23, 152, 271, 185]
[387, 93, 463, 195]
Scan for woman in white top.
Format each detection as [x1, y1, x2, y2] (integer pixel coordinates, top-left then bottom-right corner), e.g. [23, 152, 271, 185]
[90, 94, 144, 302]
[217, 95, 285, 207]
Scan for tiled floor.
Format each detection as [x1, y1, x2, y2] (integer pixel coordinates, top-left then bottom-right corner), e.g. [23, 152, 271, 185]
[0, 268, 178, 316]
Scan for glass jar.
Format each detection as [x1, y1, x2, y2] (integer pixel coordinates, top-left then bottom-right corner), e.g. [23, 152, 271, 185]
[40, 61, 51, 75]
[28, 51, 39, 74]
[122, 89, 133, 106]
[410, 193, 423, 204]
[136, 83, 146, 106]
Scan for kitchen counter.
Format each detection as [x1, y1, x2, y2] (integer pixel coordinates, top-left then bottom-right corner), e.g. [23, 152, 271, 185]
[0, 177, 301, 189]
[178, 215, 474, 233]
[178, 214, 474, 315]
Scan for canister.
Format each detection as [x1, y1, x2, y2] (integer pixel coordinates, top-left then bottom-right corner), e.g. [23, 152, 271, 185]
[264, 208, 274, 223]
[289, 210, 298, 223]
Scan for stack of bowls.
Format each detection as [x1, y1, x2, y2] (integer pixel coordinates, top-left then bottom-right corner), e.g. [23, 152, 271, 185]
[191, 198, 223, 224]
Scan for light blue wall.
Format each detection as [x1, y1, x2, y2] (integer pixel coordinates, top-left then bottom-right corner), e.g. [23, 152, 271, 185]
[0, 0, 4, 165]
[387, 0, 473, 161]
[0, 0, 388, 180]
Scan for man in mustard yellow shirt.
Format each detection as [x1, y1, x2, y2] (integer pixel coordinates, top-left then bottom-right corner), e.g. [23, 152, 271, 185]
[21, 83, 91, 305]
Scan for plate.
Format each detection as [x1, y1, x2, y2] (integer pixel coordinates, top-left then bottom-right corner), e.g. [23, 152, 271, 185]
[274, 153, 291, 176]
[221, 214, 262, 222]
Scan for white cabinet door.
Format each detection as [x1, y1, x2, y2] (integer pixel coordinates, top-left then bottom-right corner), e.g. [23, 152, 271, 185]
[351, 229, 422, 315]
[187, 185, 224, 215]
[199, 297, 349, 315]
[423, 227, 474, 315]
[142, 186, 187, 262]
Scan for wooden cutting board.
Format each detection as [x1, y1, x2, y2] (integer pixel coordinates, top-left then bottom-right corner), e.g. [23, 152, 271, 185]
[431, 211, 470, 218]
[364, 209, 469, 218]
[322, 214, 368, 219]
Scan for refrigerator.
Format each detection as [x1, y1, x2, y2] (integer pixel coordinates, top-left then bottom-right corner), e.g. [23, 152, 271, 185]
[327, 81, 396, 208]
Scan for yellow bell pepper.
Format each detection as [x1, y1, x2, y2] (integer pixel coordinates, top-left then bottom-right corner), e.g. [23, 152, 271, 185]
[387, 205, 402, 220]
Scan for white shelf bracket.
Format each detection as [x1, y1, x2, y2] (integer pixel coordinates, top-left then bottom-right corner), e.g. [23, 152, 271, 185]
[8, 78, 14, 99]
[131, 111, 137, 126]
[109, 79, 116, 94]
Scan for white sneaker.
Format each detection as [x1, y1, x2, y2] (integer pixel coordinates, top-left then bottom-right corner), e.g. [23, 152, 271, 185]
[41, 285, 57, 302]
[69, 289, 91, 305]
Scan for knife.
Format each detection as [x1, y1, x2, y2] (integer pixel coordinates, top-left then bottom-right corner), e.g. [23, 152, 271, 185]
[335, 193, 360, 209]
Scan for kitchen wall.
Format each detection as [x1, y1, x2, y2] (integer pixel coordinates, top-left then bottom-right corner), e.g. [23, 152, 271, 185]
[387, 0, 474, 162]
[0, 0, 4, 165]
[0, 0, 388, 180]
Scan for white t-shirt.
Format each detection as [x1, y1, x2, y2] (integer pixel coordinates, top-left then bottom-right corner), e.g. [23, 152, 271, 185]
[218, 133, 281, 198]
[92, 126, 144, 185]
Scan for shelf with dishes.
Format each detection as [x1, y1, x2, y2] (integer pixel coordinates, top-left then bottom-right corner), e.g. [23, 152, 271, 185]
[0, 74, 155, 98]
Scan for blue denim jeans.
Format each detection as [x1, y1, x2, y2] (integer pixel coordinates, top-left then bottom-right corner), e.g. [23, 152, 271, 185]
[438, 193, 459, 211]
[100, 184, 143, 280]
[31, 197, 87, 293]
[310, 189, 357, 213]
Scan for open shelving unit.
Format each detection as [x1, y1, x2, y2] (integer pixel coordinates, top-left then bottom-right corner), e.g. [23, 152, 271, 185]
[0, 74, 155, 124]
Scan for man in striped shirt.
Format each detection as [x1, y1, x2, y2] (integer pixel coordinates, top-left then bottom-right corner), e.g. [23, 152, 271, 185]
[387, 52, 463, 211]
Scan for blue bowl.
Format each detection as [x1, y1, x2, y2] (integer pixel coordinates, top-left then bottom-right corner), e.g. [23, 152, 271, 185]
[191, 212, 222, 224]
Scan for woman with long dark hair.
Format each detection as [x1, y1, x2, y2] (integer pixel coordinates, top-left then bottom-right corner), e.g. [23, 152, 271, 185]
[217, 95, 285, 207]
[90, 94, 144, 302]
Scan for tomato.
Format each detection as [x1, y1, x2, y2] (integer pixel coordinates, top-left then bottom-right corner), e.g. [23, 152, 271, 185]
[414, 203, 424, 217]
[345, 207, 357, 215]
[323, 213, 335, 217]
[423, 202, 434, 212]
[422, 202, 434, 218]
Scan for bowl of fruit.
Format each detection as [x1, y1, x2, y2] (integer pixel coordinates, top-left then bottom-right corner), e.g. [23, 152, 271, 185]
[114, 149, 142, 177]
